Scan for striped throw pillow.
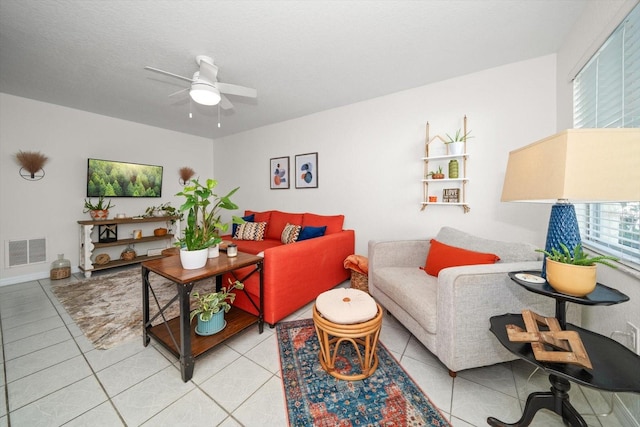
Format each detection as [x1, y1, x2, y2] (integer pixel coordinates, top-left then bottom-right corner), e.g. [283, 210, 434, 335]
[281, 223, 301, 244]
[234, 222, 267, 241]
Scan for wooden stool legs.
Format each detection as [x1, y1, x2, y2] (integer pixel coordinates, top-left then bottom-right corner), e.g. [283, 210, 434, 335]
[312, 303, 383, 380]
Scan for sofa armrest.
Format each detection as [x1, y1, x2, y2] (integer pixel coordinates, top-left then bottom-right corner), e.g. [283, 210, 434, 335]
[368, 240, 431, 272]
[434, 261, 572, 372]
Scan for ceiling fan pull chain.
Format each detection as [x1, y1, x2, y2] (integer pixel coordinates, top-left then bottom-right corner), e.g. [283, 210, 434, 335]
[217, 103, 221, 128]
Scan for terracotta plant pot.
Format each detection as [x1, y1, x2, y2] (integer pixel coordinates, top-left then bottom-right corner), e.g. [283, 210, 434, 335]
[545, 259, 597, 297]
[431, 173, 445, 179]
[90, 209, 109, 220]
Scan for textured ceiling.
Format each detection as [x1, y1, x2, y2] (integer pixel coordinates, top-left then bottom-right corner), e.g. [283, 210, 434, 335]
[0, 0, 588, 139]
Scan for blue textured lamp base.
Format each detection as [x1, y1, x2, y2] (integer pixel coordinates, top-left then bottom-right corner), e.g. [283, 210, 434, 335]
[541, 203, 581, 278]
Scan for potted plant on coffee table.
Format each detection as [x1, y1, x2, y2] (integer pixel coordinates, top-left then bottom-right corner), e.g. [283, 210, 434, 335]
[190, 279, 245, 335]
[83, 195, 114, 220]
[175, 178, 241, 269]
[537, 243, 618, 297]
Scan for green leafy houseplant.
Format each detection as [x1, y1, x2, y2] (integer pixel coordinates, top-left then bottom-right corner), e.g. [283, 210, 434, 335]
[445, 128, 473, 144]
[83, 195, 114, 212]
[190, 280, 244, 322]
[536, 243, 618, 268]
[175, 178, 241, 251]
[537, 243, 618, 297]
[427, 166, 445, 179]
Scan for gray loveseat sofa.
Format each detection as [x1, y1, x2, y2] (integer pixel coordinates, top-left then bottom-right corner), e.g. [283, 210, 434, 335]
[368, 227, 580, 376]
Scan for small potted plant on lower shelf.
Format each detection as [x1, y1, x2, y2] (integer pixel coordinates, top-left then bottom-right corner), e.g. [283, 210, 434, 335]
[536, 243, 618, 297]
[428, 166, 445, 179]
[190, 279, 245, 336]
[83, 195, 114, 220]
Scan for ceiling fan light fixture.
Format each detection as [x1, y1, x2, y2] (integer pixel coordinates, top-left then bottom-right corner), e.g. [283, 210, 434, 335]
[189, 82, 221, 106]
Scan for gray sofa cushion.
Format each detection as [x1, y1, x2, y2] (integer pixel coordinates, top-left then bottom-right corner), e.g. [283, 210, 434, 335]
[372, 266, 438, 334]
[436, 227, 541, 263]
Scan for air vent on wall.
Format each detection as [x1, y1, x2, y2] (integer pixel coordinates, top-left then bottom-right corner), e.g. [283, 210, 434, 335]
[6, 238, 46, 267]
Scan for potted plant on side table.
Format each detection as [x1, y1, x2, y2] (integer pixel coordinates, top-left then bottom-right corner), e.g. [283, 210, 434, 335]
[175, 178, 241, 269]
[83, 195, 115, 220]
[190, 279, 245, 335]
[537, 243, 618, 297]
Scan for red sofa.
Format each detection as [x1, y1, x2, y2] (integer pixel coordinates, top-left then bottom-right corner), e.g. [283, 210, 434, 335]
[222, 210, 355, 326]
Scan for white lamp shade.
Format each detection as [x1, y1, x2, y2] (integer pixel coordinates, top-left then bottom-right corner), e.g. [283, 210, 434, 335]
[189, 82, 221, 106]
[501, 128, 640, 203]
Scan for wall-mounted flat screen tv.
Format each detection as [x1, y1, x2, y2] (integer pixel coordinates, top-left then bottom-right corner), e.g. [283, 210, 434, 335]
[87, 158, 163, 197]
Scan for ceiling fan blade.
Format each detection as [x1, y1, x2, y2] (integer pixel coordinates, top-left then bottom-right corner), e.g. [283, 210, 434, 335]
[220, 94, 234, 110]
[199, 61, 219, 84]
[144, 66, 194, 83]
[216, 82, 257, 98]
[168, 88, 189, 98]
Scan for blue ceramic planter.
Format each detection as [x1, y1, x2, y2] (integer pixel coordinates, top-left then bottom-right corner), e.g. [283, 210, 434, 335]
[195, 310, 226, 336]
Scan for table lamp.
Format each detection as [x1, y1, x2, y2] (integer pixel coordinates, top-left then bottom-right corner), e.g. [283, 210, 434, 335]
[501, 128, 640, 277]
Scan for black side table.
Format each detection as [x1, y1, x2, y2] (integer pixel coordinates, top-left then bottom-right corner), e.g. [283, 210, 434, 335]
[487, 271, 639, 427]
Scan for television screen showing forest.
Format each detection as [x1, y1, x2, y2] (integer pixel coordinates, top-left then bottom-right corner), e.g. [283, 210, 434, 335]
[87, 158, 163, 197]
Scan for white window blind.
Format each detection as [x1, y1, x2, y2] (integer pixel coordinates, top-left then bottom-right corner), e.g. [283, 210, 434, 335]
[573, 4, 640, 266]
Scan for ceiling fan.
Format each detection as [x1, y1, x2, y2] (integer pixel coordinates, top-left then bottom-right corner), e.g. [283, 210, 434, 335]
[144, 55, 257, 110]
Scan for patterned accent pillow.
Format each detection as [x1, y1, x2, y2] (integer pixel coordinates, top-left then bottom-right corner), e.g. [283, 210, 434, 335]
[233, 222, 267, 241]
[281, 223, 301, 244]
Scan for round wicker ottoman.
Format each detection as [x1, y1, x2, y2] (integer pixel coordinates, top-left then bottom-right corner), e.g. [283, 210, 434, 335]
[312, 288, 382, 380]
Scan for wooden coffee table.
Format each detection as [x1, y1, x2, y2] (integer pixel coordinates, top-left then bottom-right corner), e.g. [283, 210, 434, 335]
[142, 252, 263, 382]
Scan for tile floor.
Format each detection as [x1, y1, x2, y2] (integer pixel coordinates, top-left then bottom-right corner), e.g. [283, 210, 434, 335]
[0, 271, 628, 426]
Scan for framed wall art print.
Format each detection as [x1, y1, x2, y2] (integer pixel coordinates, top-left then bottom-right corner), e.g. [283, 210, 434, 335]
[270, 156, 290, 189]
[295, 152, 318, 189]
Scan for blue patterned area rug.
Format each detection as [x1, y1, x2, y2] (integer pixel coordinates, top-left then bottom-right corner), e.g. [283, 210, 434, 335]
[276, 318, 450, 426]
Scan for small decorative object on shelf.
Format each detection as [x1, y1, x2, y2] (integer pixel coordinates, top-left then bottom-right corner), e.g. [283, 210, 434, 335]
[120, 246, 137, 261]
[448, 159, 459, 178]
[428, 166, 445, 179]
[98, 224, 117, 243]
[94, 253, 111, 265]
[154, 227, 168, 236]
[443, 188, 460, 203]
[50, 254, 71, 280]
[428, 196, 438, 203]
[83, 195, 114, 220]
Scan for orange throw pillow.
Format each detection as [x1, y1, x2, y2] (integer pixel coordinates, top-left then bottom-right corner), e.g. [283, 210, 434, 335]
[424, 239, 500, 276]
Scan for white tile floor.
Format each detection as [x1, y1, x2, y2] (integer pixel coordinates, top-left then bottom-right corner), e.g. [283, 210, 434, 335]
[0, 271, 626, 426]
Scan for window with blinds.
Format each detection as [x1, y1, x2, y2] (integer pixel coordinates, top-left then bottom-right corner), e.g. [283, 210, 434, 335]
[573, 4, 640, 267]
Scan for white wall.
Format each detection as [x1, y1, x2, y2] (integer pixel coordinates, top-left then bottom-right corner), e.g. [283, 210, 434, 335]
[214, 55, 557, 255]
[0, 94, 214, 285]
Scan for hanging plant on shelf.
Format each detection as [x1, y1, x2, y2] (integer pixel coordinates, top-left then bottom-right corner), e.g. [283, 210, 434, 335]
[427, 166, 445, 179]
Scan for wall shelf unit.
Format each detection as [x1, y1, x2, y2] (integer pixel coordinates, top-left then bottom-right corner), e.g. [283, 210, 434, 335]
[78, 216, 180, 277]
[421, 116, 470, 213]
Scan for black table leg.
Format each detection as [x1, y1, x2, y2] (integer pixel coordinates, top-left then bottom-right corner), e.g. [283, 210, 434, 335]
[487, 375, 587, 427]
[179, 282, 195, 382]
[142, 266, 151, 347]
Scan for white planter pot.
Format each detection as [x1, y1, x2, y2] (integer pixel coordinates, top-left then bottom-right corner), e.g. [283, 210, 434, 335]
[448, 141, 464, 155]
[208, 244, 220, 258]
[179, 248, 208, 270]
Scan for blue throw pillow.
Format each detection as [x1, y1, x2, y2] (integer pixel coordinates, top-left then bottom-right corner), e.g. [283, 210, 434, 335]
[298, 225, 327, 241]
[232, 214, 255, 236]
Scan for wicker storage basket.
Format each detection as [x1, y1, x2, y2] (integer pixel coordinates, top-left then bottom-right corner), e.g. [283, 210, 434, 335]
[350, 271, 369, 293]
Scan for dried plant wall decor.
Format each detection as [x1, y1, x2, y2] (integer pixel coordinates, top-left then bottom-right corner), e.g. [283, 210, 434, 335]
[15, 150, 48, 180]
[179, 167, 196, 185]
